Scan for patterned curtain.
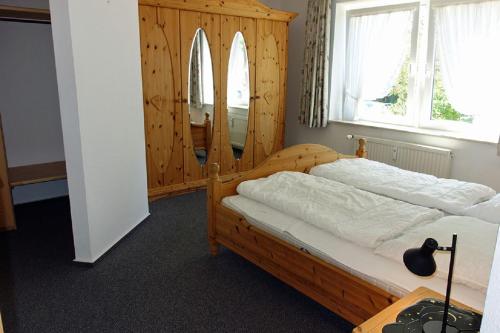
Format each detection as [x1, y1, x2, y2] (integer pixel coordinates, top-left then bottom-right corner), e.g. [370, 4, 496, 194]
[299, 0, 332, 128]
[190, 33, 203, 108]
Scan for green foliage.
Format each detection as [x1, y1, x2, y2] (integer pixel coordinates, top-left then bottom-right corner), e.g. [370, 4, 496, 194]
[431, 65, 473, 123]
[380, 59, 472, 123]
[386, 62, 409, 116]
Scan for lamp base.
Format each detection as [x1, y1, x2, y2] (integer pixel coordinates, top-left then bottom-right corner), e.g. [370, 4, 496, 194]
[381, 298, 481, 333]
[422, 321, 458, 333]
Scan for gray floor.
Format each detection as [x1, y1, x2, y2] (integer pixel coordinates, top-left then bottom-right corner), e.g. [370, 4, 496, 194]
[0, 191, 353, 333]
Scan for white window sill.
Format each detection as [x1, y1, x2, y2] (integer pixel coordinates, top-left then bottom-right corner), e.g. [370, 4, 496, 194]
[329, 120, 499, 145]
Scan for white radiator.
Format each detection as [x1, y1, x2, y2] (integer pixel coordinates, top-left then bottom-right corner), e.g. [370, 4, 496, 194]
[351, 136, 453, 178]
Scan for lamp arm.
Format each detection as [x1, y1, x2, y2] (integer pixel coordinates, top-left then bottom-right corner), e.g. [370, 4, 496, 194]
[441, 234, 457, 333]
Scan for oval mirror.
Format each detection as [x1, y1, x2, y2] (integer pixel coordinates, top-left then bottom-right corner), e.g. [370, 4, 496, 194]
[188, 28, 214, 166]
[226, 32, 250, 160]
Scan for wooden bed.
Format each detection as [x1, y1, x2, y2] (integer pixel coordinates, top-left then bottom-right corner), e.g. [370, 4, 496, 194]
[206, 140, 400, 325]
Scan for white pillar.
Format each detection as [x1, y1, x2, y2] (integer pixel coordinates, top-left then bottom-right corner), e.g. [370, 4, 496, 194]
[50, 0, 149, 263]
[482, 228, 500, 332]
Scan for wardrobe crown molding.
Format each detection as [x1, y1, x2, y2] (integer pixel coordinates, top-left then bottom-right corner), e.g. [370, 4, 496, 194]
[138, 0, 298, 22]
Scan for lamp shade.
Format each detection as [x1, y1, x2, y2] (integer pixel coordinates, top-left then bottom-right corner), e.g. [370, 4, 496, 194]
[403, 238, 438, 277]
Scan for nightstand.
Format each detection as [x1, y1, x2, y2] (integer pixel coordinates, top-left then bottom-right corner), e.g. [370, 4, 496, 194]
[353, 287, 481, 333]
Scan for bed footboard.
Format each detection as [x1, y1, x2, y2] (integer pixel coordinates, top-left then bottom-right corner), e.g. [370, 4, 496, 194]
[215, 204, 398, 324]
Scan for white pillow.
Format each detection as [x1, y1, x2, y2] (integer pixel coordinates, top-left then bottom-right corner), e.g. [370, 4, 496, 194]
[464, 194, 500, 224]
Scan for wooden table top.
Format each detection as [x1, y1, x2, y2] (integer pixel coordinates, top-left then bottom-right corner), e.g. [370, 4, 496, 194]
[353, 287, 480, 333]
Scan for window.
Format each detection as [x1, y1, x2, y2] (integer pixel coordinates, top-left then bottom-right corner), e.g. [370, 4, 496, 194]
[331, 0, 500, 141]
[345, 6, 417, 125]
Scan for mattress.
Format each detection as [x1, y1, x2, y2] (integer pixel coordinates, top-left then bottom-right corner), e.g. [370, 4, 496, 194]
[222, 195, 486, 311]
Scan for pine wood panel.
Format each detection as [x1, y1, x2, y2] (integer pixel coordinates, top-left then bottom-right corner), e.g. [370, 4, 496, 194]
[138, 0, 298, 22]
[180, 10, 204, 182]
[220, 17, 257, 175]
[220, 15, 241, 176]
[273, 20, 288, 153]
[239, 18, 257, 172]
[215, 206, 397, 325]
[138, 0, 296, 199]
[180, 11, 221, 182]
[201, 13, 221, 177]
[0, 114, 15, 231]
[139, 6, 183, 191]
[254, 19, 282, 165]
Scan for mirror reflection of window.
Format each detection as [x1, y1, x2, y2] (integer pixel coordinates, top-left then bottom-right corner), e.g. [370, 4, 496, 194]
[227, 33, 250, 109]
[227, 32, 250, 161]
[189, 29, 214, 166]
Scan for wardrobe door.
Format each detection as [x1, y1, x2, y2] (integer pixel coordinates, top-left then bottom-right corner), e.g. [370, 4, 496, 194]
[139, 6, 183, 194]
[180, 11, 221, 182]
[254, 20, 288, 165]
[220, 16, 256, 175]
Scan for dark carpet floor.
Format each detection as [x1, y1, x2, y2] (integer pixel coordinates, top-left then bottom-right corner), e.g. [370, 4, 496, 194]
[0, 191, 353, 333]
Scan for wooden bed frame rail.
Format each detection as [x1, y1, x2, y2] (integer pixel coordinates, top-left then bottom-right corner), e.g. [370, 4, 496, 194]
[206, 141, 400, 325]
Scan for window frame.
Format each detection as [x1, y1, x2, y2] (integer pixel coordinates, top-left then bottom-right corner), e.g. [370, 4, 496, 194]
[331, 0, 500, 142]
[344, 3, 420, 127]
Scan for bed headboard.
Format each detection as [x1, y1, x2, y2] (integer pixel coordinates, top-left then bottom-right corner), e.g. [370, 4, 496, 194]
[208, 141, 367, 199]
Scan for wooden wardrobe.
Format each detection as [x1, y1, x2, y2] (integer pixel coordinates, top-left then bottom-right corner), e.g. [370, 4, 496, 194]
[138, 0, 297, 199]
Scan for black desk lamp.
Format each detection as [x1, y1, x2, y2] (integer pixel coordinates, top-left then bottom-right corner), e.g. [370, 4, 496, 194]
[404, 235, 457, 333]
[382, 234, 482, 333]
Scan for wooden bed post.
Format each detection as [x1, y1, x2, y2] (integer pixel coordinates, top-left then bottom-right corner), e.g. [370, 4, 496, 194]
[207, 162, 220, 256]
[356, 138, 367, 158]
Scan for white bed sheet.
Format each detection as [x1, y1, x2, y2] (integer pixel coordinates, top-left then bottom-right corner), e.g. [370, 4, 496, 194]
[222, 195, 486, 311]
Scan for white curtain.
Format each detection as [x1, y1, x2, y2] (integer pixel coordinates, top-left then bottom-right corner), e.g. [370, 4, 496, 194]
[435, 0, 500, 131]
[344, 10, 413, 120]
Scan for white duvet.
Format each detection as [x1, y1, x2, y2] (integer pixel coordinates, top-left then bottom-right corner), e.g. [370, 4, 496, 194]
[310, 158, 496, 215]
[237, 171, 443, 248]
[374, 216, 498, 292]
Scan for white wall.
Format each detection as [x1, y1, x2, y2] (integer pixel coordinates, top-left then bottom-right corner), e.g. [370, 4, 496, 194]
[261, 0, 500, 191]
[483, 228, 500, 332]
[0, 0, 68, 204]
[50, 0, 149, 263]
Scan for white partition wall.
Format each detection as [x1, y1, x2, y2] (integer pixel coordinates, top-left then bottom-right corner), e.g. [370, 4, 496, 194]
[482, 228, 500, 332]
[49, 0, 149, 263]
